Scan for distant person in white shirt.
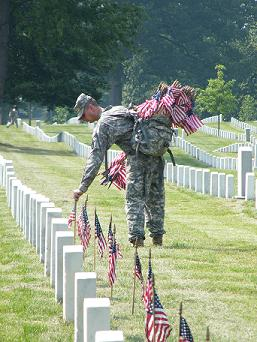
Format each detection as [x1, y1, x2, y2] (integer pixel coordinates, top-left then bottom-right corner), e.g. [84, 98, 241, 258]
[6, 105, 19, 128]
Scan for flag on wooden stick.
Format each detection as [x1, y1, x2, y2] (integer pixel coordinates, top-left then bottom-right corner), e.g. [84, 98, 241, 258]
[108, 233, 118, 287]
[144, 263, 172, 342]
[145, 290, 172, 342]
[94, 210, 107, 258]
[77, 201, 91, 252]
[206, 326, 210, 341]
[135, 249, 144, 295]
[143, 249, 154, 311]
[179, 303, 194, 342]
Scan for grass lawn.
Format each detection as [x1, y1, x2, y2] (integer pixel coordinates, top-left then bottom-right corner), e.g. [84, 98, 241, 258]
[1, 126, 257, 341]
[0, 189, 74, 341]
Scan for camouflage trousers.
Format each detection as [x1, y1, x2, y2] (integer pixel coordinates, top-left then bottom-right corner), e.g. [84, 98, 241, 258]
[125, 152, 165, 242]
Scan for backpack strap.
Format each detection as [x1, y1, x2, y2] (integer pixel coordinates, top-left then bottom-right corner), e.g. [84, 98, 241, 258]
[167, 148, 176, 166]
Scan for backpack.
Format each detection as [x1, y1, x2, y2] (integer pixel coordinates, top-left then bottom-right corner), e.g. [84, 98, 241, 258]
[130, 114, 176, 163]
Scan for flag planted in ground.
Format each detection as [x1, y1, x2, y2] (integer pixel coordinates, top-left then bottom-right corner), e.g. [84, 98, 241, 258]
[179, 316, 194, 342]
[135, 250, 144, 295]
[95, 210, 107, 257]
[143, 252, 154, 311]
[145, 290, 172, 342]
[77, 204, 91, 251]
[108, 234, 117, 286]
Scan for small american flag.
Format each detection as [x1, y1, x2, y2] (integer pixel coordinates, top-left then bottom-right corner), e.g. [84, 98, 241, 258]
[67, 207, 75, 229]
[77, 205, 91, 251]
[179, 316, 194, 342]
[108, 236, 117, 286]
[108, 217, 113, 257]
[145, 290, 172, 342]
[109, 221, 123, 259]
[143, 255, 154, 311]
[135, 250, 144, 295]
[95, 211, 107, 257]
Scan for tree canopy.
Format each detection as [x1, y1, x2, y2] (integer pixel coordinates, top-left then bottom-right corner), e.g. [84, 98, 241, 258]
[4, 0, 143, 109]
[1, 0, 257, 122]
[122, 0, 257, 116]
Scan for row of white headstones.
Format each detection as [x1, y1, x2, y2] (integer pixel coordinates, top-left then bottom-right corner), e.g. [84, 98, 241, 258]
[174, 128, 257, 170]
[199, 121, 253, 142]
[166, 146, 257, 201]
[0, 155, 124, 342]
[22, 121, 257, 202]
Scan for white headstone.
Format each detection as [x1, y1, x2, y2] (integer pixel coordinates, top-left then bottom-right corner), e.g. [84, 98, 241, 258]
[210, 172, 218, 196]
[226, 175, 234, 199]
[50, 218, 68, 287]
[177, 165, 184, 186]
[183, 166, 190, 188]
[245, 172, 255, 200]
[202, 170, 210, 194]
[189, 168, 196, 190]
[44, 208, 62, 276]
[195, 169, 203, 193]
[35, 197, 50, 254]
[254, 144, 257, 169]
[39, 202, 55, 261]
[237, 147, 252, 198]
[24, 189, 36, 240]
[63, 245, 84, 322]
[74, 272, 97, 342]
[55, 231, 74, 303]
[218, 173, 226, 198]
[83, 298, 110, 342]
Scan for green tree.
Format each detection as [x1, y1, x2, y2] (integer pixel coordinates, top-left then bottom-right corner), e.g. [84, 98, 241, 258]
[196, 65, 237, 120]
[0, 0, 10, 124]
[239, 95, 257, 121]
[3, 0, 143, 121]
[51, 106, 71, 124]
[122, 0, 257, 102]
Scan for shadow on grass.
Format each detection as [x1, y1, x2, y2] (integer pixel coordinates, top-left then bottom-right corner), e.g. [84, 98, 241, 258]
[0, 142, 74, 157]
[126, 335, 144, 341]
[162, 242, 257, 253]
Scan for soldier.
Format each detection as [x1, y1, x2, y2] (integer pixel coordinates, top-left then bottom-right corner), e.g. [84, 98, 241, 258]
[73, 93, 167, 247]
[6, 105, 18, 128]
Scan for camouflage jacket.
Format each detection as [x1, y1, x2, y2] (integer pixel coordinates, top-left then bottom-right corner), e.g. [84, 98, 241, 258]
[79, 106, 134, 193]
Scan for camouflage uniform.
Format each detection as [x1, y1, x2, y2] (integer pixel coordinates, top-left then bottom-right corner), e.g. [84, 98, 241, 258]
[78, 105, 165, 241]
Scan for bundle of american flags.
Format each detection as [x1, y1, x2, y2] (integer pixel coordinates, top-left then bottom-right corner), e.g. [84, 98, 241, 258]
[94, 210, 107, 258]
[100, 80, 203, 190]
[77, 204, 91, 252]
[100, 152, 127, 190]
[136, 80, 202, 135]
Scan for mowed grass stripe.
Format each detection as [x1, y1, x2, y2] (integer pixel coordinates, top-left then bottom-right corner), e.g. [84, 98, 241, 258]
[0, 126, 257, 341]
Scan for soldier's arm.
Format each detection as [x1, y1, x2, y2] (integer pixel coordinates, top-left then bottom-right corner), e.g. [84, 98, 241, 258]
[78, 122, 114, 193]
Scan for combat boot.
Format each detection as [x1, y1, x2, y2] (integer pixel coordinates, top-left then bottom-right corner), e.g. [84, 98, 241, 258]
[130, 238, 144, 247]
[152, 235, 163, 246]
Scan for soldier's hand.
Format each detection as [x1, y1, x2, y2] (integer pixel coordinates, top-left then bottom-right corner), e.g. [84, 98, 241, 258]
[73, 189, 84, 201]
